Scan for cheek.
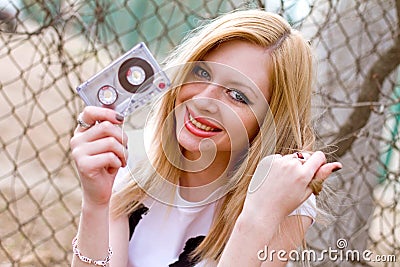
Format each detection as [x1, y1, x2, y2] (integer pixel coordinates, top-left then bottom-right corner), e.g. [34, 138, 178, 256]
[240, 105, 267, 142]
[175, 89, 184, 107]
[243, 115, 260, 140]
[223, 109, 260, 150]
[248, 105, 269, 136]
[174, 86, 186, 107]
[175, 84, 198, 104]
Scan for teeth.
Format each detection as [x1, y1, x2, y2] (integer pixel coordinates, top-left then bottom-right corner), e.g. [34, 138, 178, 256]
[189, 113, 216, 132]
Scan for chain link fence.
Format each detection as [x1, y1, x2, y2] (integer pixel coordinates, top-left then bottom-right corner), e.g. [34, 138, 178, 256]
[0, 0, 399, 266]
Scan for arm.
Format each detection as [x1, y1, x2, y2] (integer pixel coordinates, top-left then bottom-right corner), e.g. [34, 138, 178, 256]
[72, 204, 130, 267]
[218, 207, 284, 266]
[109, 214, 130, 266]
[218, 152, 341, 267]
[70, 106, 129, 267]
[260, 215, 312, 266]
[72, 203, 110, 267]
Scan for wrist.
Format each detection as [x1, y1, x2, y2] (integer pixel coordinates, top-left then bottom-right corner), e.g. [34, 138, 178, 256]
[81, 199, 110, 218]
[240, 199, 286, 226]
[236, 210, 283, 233]
[82, 194, 111, 210]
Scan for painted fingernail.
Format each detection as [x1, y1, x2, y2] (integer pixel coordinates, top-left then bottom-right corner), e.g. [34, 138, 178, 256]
[332, 166, 342, 172]
[116, 113, 124, 122]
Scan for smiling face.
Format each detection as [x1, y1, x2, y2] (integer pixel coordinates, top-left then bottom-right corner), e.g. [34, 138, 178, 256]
[174, 40, 272, 157]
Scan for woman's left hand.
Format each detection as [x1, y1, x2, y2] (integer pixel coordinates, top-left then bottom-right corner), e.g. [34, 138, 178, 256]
[242, 151, 341, 222]
[219, 151, 341, 266]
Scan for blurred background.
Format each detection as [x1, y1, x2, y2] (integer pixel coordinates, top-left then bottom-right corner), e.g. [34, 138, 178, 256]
[0, 0, 399, 266]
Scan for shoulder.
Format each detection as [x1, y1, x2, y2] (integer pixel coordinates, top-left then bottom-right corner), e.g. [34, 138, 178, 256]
[289, 193, 316, 223]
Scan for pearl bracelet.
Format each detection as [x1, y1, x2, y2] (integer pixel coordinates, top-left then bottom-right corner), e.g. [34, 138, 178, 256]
[72, 236, 113, 266]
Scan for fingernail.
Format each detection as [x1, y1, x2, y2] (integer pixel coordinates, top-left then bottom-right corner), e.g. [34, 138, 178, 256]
[116, 113, 124, 122]
[332, 166, 342, 172]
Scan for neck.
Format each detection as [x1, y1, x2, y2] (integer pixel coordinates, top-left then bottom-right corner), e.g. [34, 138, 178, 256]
[180, 150, 232, 186]
[178, 150, 237, 202]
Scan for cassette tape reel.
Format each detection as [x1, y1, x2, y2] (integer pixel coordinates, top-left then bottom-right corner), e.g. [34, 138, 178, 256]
[76, 42, 170, 117]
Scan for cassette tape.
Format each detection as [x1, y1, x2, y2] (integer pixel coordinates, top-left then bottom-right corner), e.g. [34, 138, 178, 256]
[76, 42, 170, 117]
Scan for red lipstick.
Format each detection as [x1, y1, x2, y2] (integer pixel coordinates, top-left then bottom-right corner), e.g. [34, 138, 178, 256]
[184, 108, 221, 138]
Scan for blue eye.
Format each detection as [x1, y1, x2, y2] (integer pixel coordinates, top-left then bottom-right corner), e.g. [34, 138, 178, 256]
[227, 89, 250, 104]
[193, 65, 211, 81]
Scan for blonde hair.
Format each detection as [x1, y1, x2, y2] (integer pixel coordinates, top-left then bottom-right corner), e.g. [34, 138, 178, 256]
[112, 9, 315, 262]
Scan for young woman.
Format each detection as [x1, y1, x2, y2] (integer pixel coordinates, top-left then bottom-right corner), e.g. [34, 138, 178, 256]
[70, 9, 342, 267]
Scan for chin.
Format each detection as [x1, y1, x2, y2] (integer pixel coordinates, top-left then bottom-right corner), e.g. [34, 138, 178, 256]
[177, 131, 206, 153]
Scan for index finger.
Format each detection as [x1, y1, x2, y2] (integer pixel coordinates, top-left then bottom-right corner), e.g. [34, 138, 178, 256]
[302, 151, 327, 178]
[77, 106, 124, 129]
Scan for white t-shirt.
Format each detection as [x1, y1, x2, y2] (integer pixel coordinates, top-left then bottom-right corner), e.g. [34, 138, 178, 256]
[116, 167, 316, 267]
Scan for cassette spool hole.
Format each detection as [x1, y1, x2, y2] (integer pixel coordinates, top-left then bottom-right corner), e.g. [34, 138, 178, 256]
[97, 85, 117, 106]
[127, 66, 146, 85]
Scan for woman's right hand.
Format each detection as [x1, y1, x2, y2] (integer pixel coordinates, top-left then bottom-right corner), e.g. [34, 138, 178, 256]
[70, 106, 128, 207]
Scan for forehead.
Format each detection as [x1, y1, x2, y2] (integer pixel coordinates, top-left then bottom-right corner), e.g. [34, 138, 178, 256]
[201, 40, 272, 101]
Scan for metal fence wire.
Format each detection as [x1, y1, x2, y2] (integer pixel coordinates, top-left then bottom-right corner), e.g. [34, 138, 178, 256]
[0, 0, 399, 266]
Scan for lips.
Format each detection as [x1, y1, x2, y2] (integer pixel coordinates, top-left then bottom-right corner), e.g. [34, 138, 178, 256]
[184, 108, 222, 138]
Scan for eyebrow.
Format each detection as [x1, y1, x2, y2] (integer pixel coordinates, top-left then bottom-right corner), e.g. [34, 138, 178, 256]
[199, 61, 260, 100]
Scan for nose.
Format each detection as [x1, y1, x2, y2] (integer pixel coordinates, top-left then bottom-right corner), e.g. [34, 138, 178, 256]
[191, 83, 222, 114]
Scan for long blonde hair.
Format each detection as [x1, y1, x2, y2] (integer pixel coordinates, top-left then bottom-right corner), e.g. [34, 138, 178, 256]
[112, 9, 315, 262]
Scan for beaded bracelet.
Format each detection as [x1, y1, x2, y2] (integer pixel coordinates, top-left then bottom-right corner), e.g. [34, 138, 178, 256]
[72, 236, 113, 266]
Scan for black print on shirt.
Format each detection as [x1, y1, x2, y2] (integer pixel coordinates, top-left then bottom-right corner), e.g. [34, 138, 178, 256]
[128, 204, 149, 241]
[128, 204, 205, 266]
[169, 235, 206, 267]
